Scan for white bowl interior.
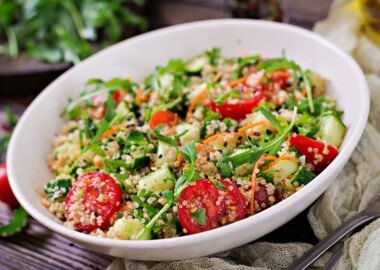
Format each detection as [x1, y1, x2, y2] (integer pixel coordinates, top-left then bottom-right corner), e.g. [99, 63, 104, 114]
[7, 19, 369, 260]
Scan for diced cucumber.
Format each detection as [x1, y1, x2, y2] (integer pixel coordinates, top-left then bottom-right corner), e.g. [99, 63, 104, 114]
[188, 82, 207, 101]
[290, 167, 316, 186]
[131, 150, 149, 170]
[138, 166, 176, 193]
[185, 54, 209, 73]
[115, 101, 131, 119]
[158, 73, 174, 93]
[111, 217, 151, 240]
[175, 121, 201, 145]
[316, 114, 346, 148]
[272, 155, 299, 184]
[155, 142, 177, 167]
[245, 111, 275, 134]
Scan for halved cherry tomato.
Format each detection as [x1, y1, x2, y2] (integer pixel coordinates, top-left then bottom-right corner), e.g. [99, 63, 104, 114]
[210, 84, 263, 120]
[288, 134, 339, 169]
[268, 69, 291, 89]
[178, 178, 246, 234]
[89, 90, 123, 119]
[149, 110, 179, 131]
[254, 183, 281, 213]
[65, 172, 122, 232]
[0, 163, 19, 207]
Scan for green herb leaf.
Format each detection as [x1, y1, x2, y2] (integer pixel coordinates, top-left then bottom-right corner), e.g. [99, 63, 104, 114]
[153, 125, 178, 147]
[209, 178, 228, 190]
[178, 142, 197, 163]
[44, 179, 72, 201]
[191, 208, 206, 226]
[0, 207, 28, 236]
[162, 190, 174, 203]
[259, 107, 284, 133]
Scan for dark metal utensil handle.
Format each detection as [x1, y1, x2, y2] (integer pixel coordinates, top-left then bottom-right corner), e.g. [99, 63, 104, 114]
[288, 213, 376, 270]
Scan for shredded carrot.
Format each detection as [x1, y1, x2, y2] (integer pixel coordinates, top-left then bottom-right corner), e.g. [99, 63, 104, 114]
[94, 159, 103, 168]
[301, 88, 307, 97]
[269, 70, 292, 79]
[227, 75, 248, 88]
[40, 192, 49, 199]
[177, 153, 183, 164]
[136, 87, 144, 106]
[120, 205, 129, 211]
[296, 186, 303, 191]
[238, 121, 266, 133]
[262, 153, 299, 171]
[186, 73, 221, 121]
[98, 120, 130, 140]
[41, 200, 49, 209]
[250, 155, 277, 216]
[183, 164, 190, 170]
[54, 148, 80, 169]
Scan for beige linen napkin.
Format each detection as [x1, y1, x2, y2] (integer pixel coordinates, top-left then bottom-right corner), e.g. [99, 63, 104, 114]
[108, 1, 380, 268]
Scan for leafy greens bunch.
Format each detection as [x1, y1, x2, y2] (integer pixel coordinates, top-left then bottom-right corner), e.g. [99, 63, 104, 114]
[0, 0, 147, 64]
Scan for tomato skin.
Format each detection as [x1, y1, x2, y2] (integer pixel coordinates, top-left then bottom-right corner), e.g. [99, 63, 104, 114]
[178, 179, 246, 234]
[210, 84, 263, 120]
[65, 172, 122, 232]
[288, 134, 339, 169]
[0, 163, 19, 207]
[89, 91, 123, 119]
[149, 110, 179, 131]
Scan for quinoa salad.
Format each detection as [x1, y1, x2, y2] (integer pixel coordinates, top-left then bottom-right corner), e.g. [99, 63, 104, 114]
[41, 48, 346, 240]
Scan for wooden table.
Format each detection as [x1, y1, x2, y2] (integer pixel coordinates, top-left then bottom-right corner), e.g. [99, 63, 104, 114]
[0, 1, 332, 268]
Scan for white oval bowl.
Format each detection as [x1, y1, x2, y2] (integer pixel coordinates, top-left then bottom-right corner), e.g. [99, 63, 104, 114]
[7, 19, 369, 261]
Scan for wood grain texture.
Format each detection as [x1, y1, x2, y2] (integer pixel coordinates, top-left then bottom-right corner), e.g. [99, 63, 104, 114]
[0, 203, 113, 269]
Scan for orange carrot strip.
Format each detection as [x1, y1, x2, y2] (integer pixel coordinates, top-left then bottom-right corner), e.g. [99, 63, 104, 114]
[227, 75, 248, 88]
[269, 70, 292, 78]
[238, 121, 266, 133]
[54, 148, 80, 169]
[136, 87, 144, 106]
[120, 205, 129, 211]
[301, 88, 307, 97]
[250, 156, 277, 216]
[183, 164, 190, 170]
[186, 73, 221, 121]
[98, 120, 130, 140]
[296, 186, 303, 191]
[262, 153, 298, 171]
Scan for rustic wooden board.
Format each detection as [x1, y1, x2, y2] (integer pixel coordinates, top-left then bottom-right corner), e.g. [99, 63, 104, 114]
[0, 204, 113, 270]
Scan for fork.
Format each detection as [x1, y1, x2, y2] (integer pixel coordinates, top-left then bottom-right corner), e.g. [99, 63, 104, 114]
[288, 192, 380, 270]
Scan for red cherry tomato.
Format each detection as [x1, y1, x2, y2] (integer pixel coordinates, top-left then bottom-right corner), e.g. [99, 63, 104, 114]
[254, 183, 281, 213]
[178, 179, 246, 234]
[149, 110, 179, 131]
[89, 91, 123, 119]
[288, 134, 339, 169]
[0, 163, 19, 207]
[210, 84, 263, 120]
[268, 70, 290, 89]
[65, 172, 122, 232]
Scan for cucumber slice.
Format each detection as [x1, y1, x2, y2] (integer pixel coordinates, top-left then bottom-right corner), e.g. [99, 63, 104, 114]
[155, 142, 177, 167]
[131, 150, 149, 170]
[111, 218, 151, 240]
[175, 121, 201, 145]
[316, 114, 346, 148]
[185, 54, 209, 73]
[272, 156, 299, 184]
[138, 166, 176, 193]
[290, 167, 316, 186]
[245, 111, 276, 134]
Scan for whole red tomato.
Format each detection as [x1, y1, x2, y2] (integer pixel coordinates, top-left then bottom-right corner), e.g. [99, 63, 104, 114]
[0, 163, 19, 207]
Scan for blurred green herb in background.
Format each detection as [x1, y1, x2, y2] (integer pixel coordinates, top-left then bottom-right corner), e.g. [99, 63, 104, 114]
[0, 0, 147, 64]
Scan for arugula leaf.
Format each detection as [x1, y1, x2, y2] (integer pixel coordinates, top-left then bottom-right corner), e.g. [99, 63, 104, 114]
[0, 207, 28, 236]
[191, 208, 206, 226]
[125, 130, 148, 146]
[178, 142, 198, 163]
[5, 107, 17, 128]
[209, 178, 228, 190]
[226, 107, 298, 168]
[152, 125, 178, 147]
[206, 47, 221, 66]
[162, 190, 174, 203]
[259, 107, 284, 133]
